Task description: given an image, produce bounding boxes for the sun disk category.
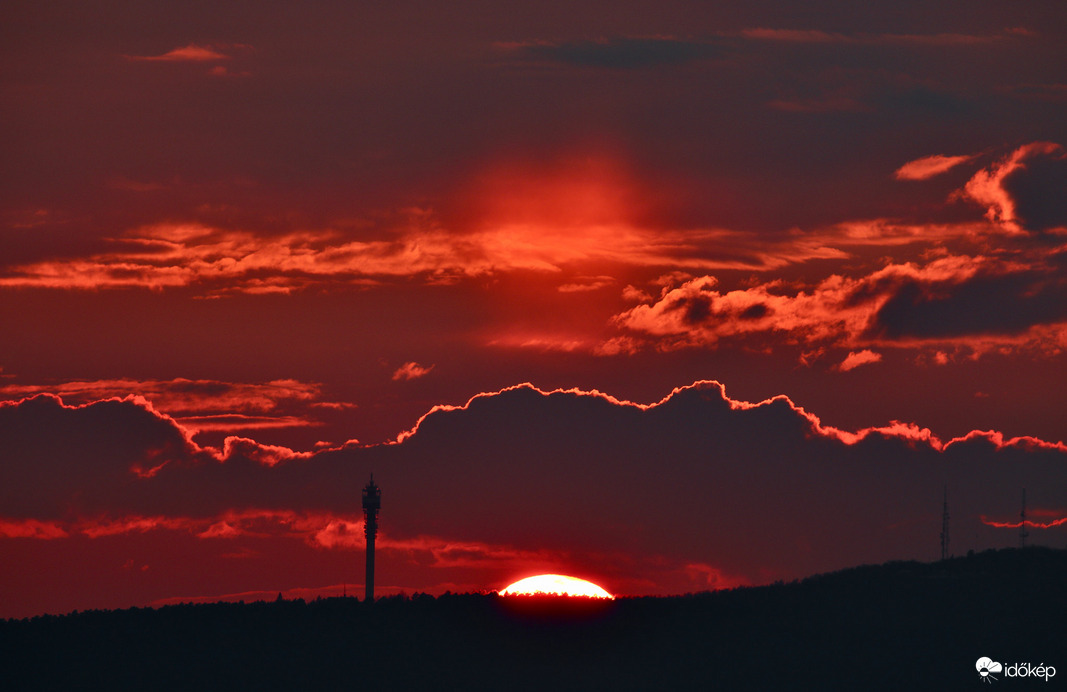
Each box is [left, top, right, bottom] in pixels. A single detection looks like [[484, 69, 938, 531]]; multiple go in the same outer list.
[[499, 574, 614, 599]]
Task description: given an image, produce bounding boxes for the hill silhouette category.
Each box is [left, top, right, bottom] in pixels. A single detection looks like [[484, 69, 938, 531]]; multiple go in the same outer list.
[[2, 548, 1063, 691]]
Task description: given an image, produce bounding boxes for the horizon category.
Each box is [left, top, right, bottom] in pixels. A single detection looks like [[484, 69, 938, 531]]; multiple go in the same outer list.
[[9, 545, 1063, 619]]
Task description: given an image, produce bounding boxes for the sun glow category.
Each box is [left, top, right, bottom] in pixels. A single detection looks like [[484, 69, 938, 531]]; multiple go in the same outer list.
[[499, 574, 614, 599]]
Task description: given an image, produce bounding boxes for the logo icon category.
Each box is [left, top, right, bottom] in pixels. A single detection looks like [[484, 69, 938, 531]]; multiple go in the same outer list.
[[977, 657, 1003, 683]]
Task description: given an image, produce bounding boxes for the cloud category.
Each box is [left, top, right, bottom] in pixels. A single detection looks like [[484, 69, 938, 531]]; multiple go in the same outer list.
[[740, 28, 1006, 46], [895, 153, 976, 180], [0, 394, 201, 519], [611, 252, 1067, 357], [0, 378, 324, 415], [392, 362, 435, 381], [741, 28, 841, 43], [498, 37, 722, 69], [487, 334, 594, 353], [1, 381, 1065, 618], [683, 562, 748, 590], [980, 515, 1067, 530], [174, 414, 322, 433], [13, 149, 1044, 298], [0, 518, 68, 539], [836, 349, 882, 372], [0, 217, 849, 292], [963, 142, 1067, 234], [125, 44, 231, 62], [557, 276, 615, 293]]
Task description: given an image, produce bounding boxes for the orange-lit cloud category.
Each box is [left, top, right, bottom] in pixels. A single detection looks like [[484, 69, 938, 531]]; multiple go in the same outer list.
[[218, 436, 313, 466], [125, 44, 232, 62], [487, 333, 594, 353], [895, 153, 976, 180], [392, 362, 435, 381], [0, 378, 324, 414], [13, 143, 1048, 296], [963, 141, 1067, 233], [3, 505, 570, 575], [0, 518, 68, 539], [175, 414, 321, 433], [0, 145, 873, 294], [557, 276, 615, 293], [980, 515, 1067, 529], [124, 43, 249, 63], [0, 221, 848, 291], [836, 349, 882, 371], [610, 251, 1067, 357]]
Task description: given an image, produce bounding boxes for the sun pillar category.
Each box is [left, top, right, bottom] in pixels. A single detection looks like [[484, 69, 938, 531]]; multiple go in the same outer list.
[[362, 474, 381, 602]]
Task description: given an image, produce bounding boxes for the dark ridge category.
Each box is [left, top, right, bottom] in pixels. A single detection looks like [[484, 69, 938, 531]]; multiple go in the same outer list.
[[2, 548, 1064, 691]]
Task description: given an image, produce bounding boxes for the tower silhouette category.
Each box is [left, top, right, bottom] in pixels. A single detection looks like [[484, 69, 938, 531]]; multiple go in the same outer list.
[[940, 485, 950, 560], [1019, 488, 1028, 549], [362, 475, 381, 602]]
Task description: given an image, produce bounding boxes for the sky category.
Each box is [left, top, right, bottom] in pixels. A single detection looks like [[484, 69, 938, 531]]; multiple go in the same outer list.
[[2, 1, 1066, 618]]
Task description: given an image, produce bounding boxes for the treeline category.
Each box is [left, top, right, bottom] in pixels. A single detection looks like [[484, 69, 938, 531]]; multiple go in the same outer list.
[[2, 548, 1064, 691]]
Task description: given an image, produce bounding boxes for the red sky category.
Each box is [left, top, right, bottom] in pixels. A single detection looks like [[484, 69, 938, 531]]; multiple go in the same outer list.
[[2, 1, 1066, 619]]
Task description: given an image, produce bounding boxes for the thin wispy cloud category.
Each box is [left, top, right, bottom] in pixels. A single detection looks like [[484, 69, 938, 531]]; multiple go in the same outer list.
[[125, 44, 232, 62]]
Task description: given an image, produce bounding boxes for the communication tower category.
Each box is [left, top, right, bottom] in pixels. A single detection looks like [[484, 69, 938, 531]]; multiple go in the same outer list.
[[1019, 488, 1029, 548], [940, 486, 950, 560], [362, 474, 381, 602]]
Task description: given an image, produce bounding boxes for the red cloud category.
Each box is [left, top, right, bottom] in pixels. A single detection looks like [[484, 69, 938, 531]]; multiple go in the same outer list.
[[125, 44, 231, 62], [963, 142, 1067, 233], [175, 414, 321, 433], [0, 220, 849, 292], [980, 515, 1067, 529], [0, 518, 68, 539], [610, 251, 1067, 357], [894, 153, 976, 180], [0, 378, 324, 415], [392, 362, 435, 381], [836, 349, 882, 372]]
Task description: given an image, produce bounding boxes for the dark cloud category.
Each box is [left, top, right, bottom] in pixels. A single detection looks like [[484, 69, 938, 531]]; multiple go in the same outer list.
[[1000, 148, 1067, 233], [964, 142, 1067, 235], [508, 37, 723, 69], [866, 267, 1067, 341], [615, 249, 1067, 356], [0, 395, 199, 518], [2, 384, 1063, 599]]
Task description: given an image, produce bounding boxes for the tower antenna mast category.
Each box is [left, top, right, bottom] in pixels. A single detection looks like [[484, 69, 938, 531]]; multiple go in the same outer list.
[[940, 485, 950, 560], [1019, 488, 1028, 549], [362, 474, 381, 602]]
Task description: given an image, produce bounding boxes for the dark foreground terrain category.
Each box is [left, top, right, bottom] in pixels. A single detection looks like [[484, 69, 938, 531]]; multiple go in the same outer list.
[[2, 548, 1064, 691]]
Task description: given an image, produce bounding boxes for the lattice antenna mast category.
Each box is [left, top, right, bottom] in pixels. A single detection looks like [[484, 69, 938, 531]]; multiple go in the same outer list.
[[940, 485, 950, 560], [1019, 487, 1028, 549], [362, 474, 381, 602]]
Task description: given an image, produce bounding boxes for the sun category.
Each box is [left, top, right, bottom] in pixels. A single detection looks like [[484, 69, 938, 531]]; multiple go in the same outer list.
[[499, 574, 614, 599]]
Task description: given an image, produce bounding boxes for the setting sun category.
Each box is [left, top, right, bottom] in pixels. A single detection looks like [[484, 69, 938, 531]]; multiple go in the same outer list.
[[499, 574, 614, 599]]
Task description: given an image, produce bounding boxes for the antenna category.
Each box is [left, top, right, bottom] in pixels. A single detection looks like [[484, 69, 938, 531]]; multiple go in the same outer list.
[[940, 485, 950, 560], [1019, 488, 1028, 548], [362, 474, 381, 602]]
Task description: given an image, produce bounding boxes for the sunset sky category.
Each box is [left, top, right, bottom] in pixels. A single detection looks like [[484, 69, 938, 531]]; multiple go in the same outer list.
[[3, 1, 1066, 619]]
